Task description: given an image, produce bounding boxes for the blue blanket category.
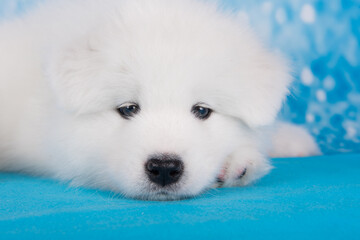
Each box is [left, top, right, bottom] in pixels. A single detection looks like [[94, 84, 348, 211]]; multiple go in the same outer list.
[[1, 154, 359, 239]]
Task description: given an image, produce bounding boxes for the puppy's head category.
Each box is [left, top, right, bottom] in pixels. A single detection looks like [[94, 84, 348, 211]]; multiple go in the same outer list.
[[45, 0, 290, 200]]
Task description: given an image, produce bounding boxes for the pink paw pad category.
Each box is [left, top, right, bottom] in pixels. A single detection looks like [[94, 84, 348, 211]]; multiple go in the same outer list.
[[216, 168, 227, 183], [236, 168, 247, 179]]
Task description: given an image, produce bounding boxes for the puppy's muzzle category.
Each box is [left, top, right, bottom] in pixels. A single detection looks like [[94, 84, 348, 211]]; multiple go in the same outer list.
[[145, 155, 184, 187]]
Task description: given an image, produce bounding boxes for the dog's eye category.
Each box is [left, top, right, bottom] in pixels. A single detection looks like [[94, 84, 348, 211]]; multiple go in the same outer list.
[[191, 104, 212, 120], [117, 103, 140, 119]]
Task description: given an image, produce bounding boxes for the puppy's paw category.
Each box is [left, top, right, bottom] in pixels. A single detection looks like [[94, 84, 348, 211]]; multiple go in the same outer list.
[[215, 150, 272, 187]]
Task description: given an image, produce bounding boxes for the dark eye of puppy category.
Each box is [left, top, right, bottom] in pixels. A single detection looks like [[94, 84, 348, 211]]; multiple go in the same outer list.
[[192, 104, 212, 120], [117, 103, 140, 119]]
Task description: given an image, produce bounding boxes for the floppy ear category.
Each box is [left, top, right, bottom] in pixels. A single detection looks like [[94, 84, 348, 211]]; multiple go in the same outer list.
[[210, 52, 291, 128], [45, 33, 118, 114], [235, 53, 291, 127]]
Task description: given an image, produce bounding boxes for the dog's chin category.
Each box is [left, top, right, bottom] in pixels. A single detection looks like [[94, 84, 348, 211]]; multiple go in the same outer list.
[[138, 192, 192, 201], [127, 184, 205, 201]]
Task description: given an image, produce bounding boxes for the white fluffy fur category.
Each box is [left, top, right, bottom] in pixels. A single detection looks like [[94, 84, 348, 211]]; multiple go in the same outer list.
[[0, 0, 319, 200], [268, 122, 321, 157]]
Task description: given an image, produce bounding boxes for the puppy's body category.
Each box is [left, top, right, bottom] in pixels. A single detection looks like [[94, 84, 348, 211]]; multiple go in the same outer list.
[[0, 0, 319, 200]]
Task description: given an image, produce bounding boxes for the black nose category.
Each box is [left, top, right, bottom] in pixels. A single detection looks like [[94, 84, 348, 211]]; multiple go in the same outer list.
[[145, 156, 184, 187]]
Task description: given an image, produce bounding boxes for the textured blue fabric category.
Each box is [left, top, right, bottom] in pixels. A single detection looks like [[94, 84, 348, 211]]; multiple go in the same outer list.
[[0, 0, 359, 154], [1, 154, 359, 239]]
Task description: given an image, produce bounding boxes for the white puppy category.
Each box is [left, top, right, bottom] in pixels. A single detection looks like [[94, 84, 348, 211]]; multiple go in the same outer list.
[[0, 0, 320, 200]]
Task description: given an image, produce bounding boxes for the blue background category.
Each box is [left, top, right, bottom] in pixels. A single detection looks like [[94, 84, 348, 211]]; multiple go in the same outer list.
[[1, 0, 359, 154]]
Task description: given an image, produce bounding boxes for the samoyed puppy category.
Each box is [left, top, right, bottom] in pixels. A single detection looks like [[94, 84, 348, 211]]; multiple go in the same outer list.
[[0, 0, 320, 200]]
